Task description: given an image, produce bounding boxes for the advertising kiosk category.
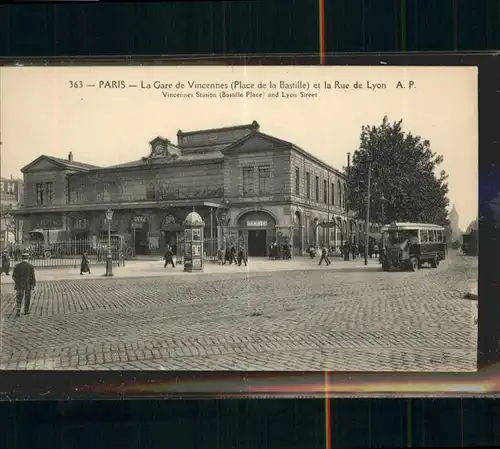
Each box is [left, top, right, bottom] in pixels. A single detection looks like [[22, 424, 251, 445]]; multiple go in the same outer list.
[[183, 211, 204, 273]]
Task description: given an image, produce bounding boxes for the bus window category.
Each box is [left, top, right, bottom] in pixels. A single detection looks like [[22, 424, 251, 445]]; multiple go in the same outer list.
[[437, 230, 443, 242], [421, 230, 428, 243], [428, 230, 435, 242]]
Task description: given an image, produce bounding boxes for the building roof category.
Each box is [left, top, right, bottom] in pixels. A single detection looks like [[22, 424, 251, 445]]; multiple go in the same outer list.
[[93, 152, 223, 172], [22, 122, 345, 177], [177, 121, 260, 137], [21, 155, 101, 173], [222, 131, 345, 178]]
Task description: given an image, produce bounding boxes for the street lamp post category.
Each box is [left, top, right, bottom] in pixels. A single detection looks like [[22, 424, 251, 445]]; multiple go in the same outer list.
[[364, 159, 372, 266], [105, 209, 114, 277]]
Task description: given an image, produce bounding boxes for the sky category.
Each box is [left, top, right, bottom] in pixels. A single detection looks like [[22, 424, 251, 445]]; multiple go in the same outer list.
[[0, 66, 478, 230]]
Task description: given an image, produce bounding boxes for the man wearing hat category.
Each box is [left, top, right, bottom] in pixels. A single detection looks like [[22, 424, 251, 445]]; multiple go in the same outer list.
[[12, 251, 36, 317]]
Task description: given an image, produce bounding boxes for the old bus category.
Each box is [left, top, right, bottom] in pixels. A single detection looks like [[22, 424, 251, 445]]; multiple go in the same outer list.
[[380, 222, 446, 272]]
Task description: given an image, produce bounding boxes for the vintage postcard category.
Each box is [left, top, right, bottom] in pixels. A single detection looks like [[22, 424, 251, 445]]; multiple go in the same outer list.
[[0, 65, 478, 371]]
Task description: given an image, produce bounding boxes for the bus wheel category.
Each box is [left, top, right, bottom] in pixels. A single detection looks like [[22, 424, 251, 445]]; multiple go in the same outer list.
[[44, 250, 52, 260], [430, 256, 438, 268], [410, 257, 419, 272]]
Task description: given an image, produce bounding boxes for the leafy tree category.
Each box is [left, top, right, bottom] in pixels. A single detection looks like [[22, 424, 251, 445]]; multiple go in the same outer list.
[[345, 116, 450, 226]]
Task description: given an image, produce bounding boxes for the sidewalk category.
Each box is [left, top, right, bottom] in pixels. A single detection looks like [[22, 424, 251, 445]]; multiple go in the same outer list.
[[0, 257, 380, 284]]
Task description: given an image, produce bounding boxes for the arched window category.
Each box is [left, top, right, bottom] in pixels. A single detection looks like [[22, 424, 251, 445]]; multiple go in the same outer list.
[[343, 183, 347, 210], [337, 180, 342, 207]]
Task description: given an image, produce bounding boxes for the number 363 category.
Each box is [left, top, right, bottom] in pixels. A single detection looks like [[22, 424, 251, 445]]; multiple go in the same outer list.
[[69, 81, 83, 88]]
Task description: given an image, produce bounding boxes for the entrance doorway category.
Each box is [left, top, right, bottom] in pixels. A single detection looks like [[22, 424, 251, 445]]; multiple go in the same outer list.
[[134, 230, 149, 255], [162, 231, 179, 255], [248, 230, 267, 257]]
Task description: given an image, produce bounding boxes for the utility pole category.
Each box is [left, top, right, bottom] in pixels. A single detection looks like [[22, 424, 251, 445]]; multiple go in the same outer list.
[[364, 159, 372, 266]]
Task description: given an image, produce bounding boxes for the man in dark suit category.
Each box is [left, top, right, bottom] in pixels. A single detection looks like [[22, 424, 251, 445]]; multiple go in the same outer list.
[[163, 245, 175, 268], [12, 251, 36, 317]]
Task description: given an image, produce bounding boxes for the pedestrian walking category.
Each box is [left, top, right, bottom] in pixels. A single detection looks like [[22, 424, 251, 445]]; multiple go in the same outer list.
[[318, 244, 331, 266], [223, 247, 231, 265], [217, 249, 225, 265], [237, 245, 248, 266], [283, 242, 291, 260], [268, 241, 276, 260], [229, 244, 237, 265], [350, 243, 357, 260], [80, 251, 91, 275], [307, 244, 316, 259], [373, 243, 379, 259], [163, 245, 175, 268], [12, 251, 36, 317], [1, 250, 11, 275]]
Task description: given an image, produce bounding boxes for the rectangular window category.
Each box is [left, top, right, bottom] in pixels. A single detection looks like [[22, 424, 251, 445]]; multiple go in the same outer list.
[[323, 180, 327, 203], [242, 167, 254, 195], [45, 182, 54, 204], [437, 230, 443, 242], [428, 230, 435, 242], [420, 230, 428, 243], [331, 183, 335, 205], [258, 166, 271, 194], [315, 176, 319, 201], [306, 172, 311, 199], [102, 182, 111, 202], [295, 167, 300, 195], [36, 183, 44, 205]]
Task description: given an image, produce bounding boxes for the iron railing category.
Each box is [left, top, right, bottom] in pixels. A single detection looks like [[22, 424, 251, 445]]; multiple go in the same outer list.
[[6, 238, 125, 268]]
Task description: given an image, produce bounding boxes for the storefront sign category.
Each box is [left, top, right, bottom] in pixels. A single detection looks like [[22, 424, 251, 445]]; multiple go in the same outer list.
[[247, 220, 267, 227]]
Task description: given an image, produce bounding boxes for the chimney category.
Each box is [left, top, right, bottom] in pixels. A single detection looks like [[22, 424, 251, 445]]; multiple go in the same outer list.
[[347, 152, 351, 168], [68, 151, 73, 162]]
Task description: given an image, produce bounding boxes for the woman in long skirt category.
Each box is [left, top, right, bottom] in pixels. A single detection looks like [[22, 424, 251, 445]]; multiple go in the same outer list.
[[80, 251, 91, 275]]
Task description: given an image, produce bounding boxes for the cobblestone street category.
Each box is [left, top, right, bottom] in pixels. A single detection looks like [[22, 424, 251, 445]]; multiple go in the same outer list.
[[0, 253, 478, 371]]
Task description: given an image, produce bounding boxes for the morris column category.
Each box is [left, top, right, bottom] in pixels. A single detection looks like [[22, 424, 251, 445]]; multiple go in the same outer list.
[[183, 211, 204, 273]]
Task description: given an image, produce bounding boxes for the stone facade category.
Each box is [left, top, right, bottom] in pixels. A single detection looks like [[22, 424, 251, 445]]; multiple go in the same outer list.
[[15, 121, 368, 256]]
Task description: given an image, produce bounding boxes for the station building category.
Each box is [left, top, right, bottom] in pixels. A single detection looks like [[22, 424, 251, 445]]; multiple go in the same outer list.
[[13, 121, 370, 257]]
